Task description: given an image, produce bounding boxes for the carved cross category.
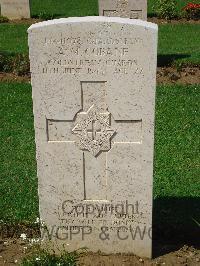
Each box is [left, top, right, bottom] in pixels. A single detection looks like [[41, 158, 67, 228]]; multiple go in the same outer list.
[[47, 82, 141, 200]]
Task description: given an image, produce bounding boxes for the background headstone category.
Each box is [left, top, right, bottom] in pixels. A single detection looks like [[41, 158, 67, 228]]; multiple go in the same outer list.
[[0, 0, 30, 19], [99, 0, 147, 20], [28, 17, 157, 258]]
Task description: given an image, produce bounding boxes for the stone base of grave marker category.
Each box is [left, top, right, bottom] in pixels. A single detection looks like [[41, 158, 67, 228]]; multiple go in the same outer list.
[[99, 0, 147, 20], [1, 0, 30, 19]]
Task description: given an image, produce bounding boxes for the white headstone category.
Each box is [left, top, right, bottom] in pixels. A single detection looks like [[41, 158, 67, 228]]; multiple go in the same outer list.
[[0, 0, 30, 19], [28, 17, 157, 259], [99, 0, 147, 20]]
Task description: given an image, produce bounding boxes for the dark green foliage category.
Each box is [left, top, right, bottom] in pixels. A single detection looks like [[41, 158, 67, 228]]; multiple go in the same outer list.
[[21, 248, 78, 266], [0, 52, 29, 75], [148, 0, 200, 17], [154, 0, 178, 19], [182, 3, 200, 20], [0, 15, 9, 23]]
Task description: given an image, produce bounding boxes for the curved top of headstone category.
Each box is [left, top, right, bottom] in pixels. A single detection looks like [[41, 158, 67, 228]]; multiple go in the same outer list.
[[28, 16, 157, 32]]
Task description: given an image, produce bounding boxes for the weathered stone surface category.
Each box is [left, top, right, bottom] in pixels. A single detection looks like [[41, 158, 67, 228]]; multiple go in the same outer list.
[[99, 0, 147, 20], [28, 17, 157, 258], [0, 0, 30, 19]]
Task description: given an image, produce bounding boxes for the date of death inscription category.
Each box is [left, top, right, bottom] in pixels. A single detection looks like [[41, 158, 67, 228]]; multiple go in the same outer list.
[[35, 37, 145, 76]]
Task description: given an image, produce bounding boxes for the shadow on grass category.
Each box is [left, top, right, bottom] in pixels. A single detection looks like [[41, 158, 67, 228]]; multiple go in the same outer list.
[[31, 13, 63, 19], [157, 54, 191, 67], [152, 197, 200, 257], [148, 13, 157, 18]]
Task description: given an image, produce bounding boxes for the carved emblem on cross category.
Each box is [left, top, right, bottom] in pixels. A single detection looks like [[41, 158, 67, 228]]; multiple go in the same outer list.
[[72, 105, 115, 157]]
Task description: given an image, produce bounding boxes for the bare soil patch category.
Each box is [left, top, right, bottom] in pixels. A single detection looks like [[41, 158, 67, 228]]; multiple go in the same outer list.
[[157, 66, 200, 85], [8, 18, 42, 25], [0, 238, 200, 266], [0, 73, 30, 83], [148, 17, 200, 25], [78, 246, 200, 266], [0, 238, 27, 265]]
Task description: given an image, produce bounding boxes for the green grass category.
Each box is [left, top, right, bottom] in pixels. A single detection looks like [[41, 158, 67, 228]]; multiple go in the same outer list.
[[0, 83, 38, 223], [154, 84, 200, 241], [30, 0, 98, 18], [158, 24, 200, 66], [29, 0, 200, 17], [0, 24, 28, 54], [0, 83, 199, 225], [154, 85, 200, 198], [0, 23, 200, 66]]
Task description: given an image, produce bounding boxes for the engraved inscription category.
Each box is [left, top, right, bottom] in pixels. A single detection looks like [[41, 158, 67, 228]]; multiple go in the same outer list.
[[103, 10, 118, 17], [103, 0, 129, 17], [130, 10, 143, 19], [104, 10, 143, 19], [35, 36, 144, 76]]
